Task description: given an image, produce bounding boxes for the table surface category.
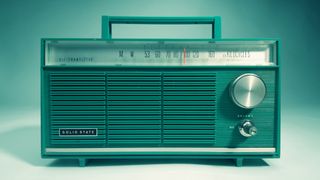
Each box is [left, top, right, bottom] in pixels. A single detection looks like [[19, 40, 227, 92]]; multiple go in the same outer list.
[[0, 106, 319, 180]]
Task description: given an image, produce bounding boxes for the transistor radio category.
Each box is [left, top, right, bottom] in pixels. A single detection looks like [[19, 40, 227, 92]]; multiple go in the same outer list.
[[41, 16, 280, 166]]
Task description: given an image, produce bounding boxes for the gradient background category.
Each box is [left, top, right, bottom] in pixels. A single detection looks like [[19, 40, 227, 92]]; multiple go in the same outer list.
[[0, 0, 319, 179]]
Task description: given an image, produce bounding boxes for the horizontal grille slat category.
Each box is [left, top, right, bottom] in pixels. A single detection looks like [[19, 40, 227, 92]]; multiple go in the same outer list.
[[108, 87, 161, 91], [51, 81, 106, 86], [50, 77, 106, 81], [162, 120, 215, 124], [108, 130, 161, 134], [108, 125, 161, 129], [50, 101, 106, 106], [51, 116, 106, 120], [51, 111, 106, 115], [164, 130, 214, 134], [51, 86, 106, 91], [51, 121, 105, 125], [108, 101, 160, 105], [50, 91, 106, 96], [164, 125, 215, 129], [108, 121, 160, 125], [51, 96, 105, 101], [51, 106, 106, 110]]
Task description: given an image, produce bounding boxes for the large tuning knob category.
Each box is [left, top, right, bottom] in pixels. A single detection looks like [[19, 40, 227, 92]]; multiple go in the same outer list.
[[229, 73, 266, 109]]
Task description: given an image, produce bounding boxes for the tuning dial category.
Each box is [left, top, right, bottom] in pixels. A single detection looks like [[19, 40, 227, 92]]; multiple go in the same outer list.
[[229, 73, 266, 109], [238, 120, 257, 137]]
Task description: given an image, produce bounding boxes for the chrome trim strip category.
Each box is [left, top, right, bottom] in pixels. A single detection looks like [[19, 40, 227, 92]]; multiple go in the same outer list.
[[46, 147, 275, 153]]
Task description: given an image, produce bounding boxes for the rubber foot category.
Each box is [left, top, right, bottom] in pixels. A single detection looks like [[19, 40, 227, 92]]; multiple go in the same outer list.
[[235, 158, 244, 167], [79, 158, 87, 167]]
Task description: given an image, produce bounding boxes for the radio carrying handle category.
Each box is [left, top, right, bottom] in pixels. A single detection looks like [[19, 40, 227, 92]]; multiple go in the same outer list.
[[101, 16, 221, 39]]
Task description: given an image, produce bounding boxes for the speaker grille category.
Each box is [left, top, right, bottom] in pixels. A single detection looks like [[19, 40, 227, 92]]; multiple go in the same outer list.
[[107, 73, 162, 146], [48, 72, 216, 147], [49, 72, 106, 145], [162, 73, 216, 146]]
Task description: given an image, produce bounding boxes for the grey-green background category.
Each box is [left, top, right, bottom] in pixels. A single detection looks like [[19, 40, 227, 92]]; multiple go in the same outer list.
[[0, 0, 319, 109]]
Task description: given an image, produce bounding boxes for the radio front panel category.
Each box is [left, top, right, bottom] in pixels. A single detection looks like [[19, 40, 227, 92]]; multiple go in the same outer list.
[[43, 69, 276, 147]]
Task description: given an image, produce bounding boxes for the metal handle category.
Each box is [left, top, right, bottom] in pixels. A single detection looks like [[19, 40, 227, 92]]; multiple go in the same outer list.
[[101, 16, 221, 39]]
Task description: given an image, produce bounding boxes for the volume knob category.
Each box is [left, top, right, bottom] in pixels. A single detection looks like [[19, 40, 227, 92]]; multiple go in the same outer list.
[[229, 73, 266, 109], [239, 120, 257, 137]]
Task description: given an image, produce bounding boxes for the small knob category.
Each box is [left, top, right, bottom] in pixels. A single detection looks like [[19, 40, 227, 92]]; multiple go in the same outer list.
[[238, 120, 257, 137], [229, 73, 266, 109]]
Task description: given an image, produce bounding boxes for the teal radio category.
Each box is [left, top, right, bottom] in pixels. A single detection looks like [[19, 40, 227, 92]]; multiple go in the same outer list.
[[41, 16, 280, 166]]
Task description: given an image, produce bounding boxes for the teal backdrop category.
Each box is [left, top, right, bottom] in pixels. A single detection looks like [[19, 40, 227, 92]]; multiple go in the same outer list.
[[0, 0, 319, 109], [1, 0, 320, 178]]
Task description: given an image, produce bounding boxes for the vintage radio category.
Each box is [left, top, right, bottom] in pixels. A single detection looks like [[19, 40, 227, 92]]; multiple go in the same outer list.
[[41, 16, 280, 166]]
